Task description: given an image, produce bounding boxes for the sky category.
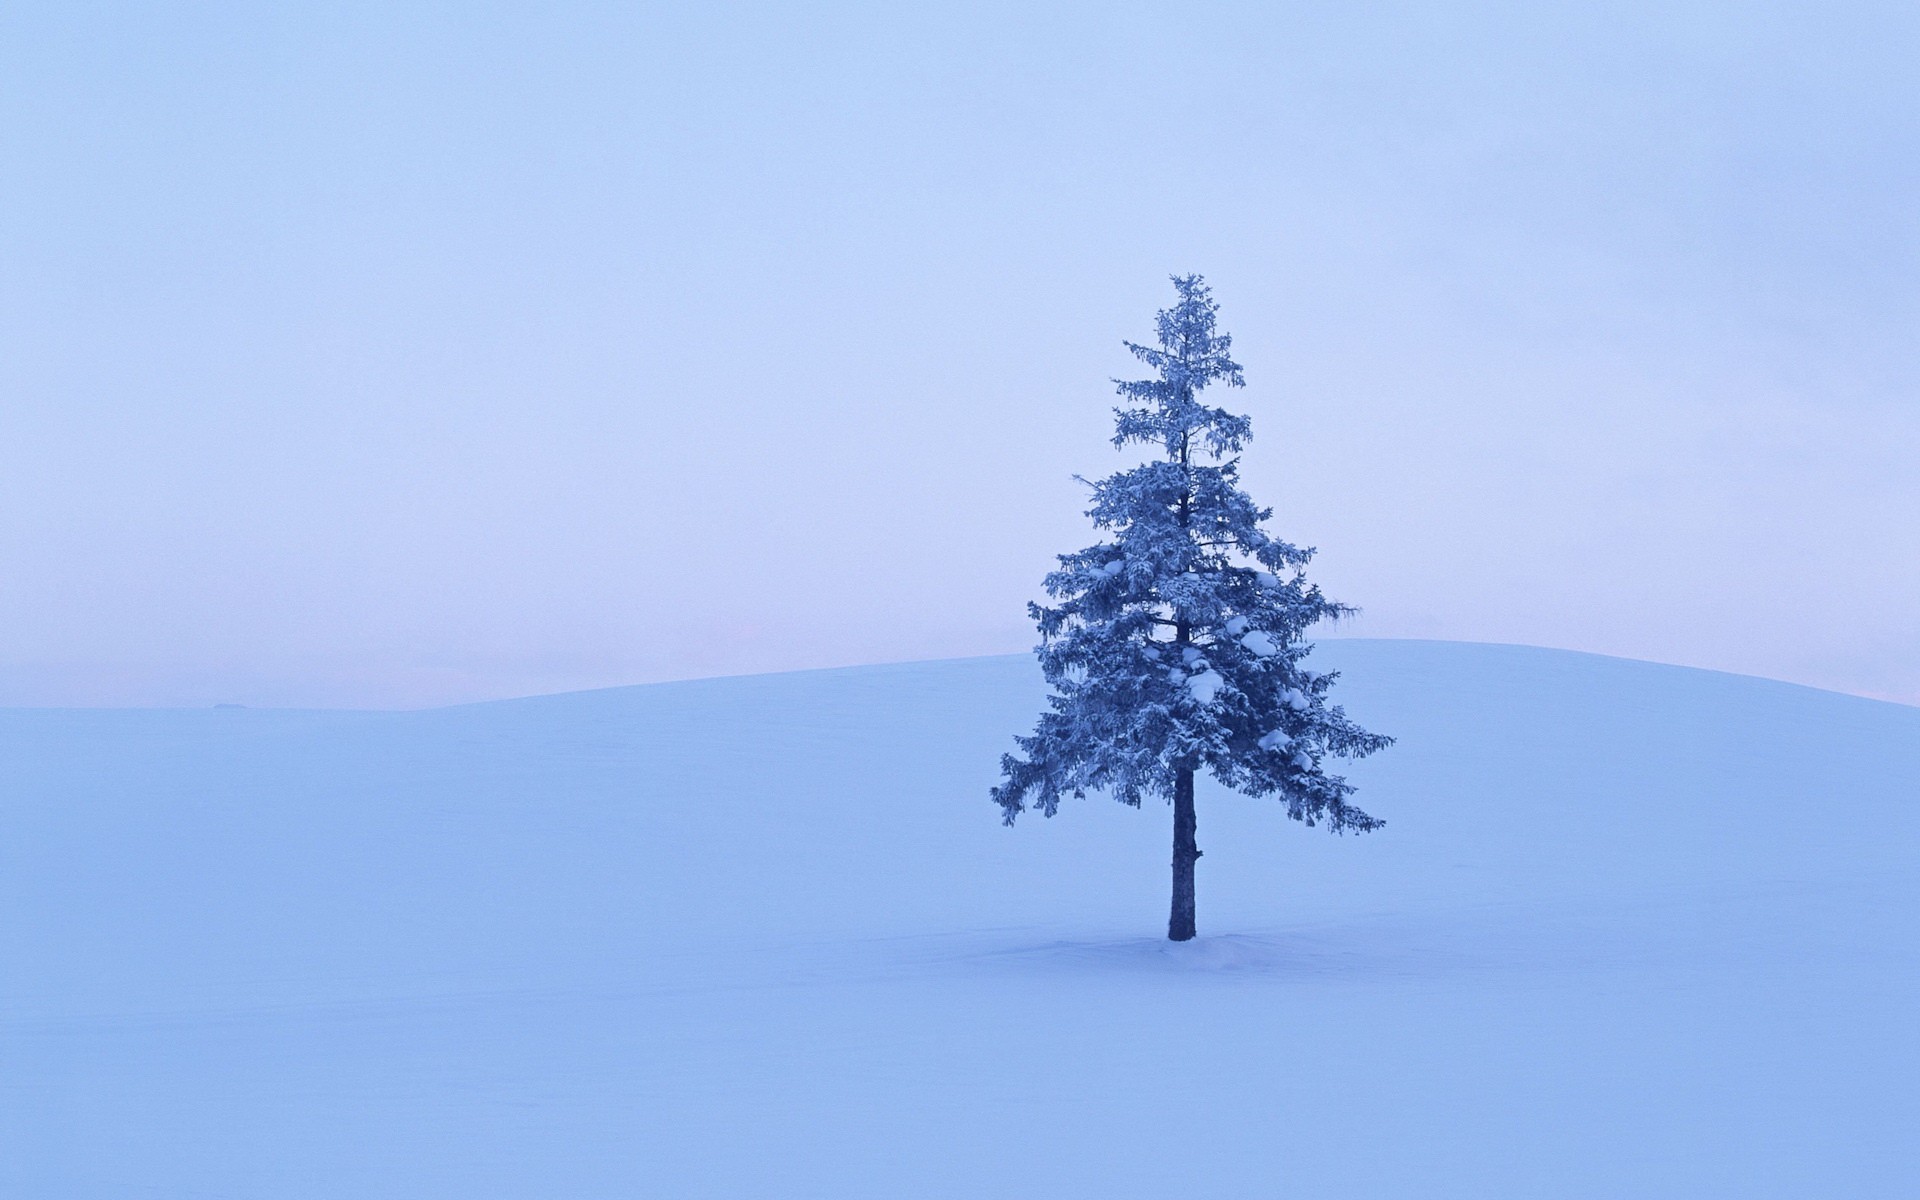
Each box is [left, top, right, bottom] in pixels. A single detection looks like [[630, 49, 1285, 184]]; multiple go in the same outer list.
[[2, 0, 1915, 709]]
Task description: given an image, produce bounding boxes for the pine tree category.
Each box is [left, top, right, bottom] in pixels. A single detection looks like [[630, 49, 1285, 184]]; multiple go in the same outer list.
[[993, 275, 1392, 941]]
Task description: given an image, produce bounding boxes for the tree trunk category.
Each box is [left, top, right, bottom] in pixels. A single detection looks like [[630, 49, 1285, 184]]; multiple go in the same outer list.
[[1168, 768, 1199, 941]]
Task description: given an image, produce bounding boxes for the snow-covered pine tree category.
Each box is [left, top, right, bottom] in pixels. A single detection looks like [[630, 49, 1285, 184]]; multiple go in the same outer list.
[[993, 274, 1392, 941]]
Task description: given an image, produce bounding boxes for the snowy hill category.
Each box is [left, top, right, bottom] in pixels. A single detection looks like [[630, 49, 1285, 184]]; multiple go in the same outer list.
[[4, 640, 1915, 1197]]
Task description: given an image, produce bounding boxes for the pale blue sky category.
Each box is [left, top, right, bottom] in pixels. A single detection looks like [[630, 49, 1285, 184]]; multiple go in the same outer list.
[[3, 1, 1915, 707]]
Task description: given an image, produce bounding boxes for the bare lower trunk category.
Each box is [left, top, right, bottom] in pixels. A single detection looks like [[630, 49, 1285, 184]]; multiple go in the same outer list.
[[1168, 768, 1198, 941]]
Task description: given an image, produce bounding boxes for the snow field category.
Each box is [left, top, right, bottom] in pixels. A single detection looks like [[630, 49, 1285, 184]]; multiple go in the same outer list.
[[3, 640, 1915, 1197]]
